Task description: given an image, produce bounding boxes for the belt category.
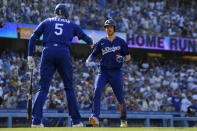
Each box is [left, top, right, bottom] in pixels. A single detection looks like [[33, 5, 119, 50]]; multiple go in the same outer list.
[[100, 66, 120, 70], [44, 43, 68, 48]]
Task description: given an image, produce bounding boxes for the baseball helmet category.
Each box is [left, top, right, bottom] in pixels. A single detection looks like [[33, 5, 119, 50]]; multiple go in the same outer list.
[[104, 19, 116, 28], [55, 4, 69, 18]]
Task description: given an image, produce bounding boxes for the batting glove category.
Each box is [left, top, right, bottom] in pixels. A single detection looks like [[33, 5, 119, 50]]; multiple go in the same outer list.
[[116, 55, 126, 63], [27, 56, 35, 70]]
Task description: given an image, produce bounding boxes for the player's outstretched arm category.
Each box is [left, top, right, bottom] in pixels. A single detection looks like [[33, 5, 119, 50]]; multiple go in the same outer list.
[[86, 42, 100, 66], [73, 24, 93, 46], [28, 20, 45, 57]]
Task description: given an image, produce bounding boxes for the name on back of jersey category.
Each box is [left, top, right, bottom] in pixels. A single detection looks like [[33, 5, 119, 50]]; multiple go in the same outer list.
[[49, 17, 70, 24]]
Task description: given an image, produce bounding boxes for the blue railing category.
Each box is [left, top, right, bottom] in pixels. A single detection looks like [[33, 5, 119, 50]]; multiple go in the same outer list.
[[0, 109, 197, 128]]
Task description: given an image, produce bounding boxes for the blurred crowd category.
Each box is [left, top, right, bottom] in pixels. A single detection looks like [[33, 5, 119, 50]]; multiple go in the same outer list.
[[1, 0, 197, 37], [1, 51, 197, 115]]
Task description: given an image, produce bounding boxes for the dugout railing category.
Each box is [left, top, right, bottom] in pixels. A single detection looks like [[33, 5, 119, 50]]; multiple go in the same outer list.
[[0, 110, 197, 128]]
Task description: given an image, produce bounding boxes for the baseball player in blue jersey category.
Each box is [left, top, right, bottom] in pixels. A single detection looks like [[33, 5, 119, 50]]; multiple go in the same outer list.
[[27, 4, 93, 127], [86, 19, 131, 127]]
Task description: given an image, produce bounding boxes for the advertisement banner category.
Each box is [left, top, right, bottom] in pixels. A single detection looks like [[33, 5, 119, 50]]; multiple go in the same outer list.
[[18, 27, 35, 39], [128, 34, 197, 52]]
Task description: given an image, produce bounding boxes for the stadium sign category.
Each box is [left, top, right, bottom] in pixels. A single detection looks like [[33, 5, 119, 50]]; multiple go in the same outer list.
[[18, 27, 35, 39], [128, 34, 196, 52]]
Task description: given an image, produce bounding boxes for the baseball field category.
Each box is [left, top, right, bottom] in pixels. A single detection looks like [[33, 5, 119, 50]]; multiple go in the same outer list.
[[1, 127, 197, 131]]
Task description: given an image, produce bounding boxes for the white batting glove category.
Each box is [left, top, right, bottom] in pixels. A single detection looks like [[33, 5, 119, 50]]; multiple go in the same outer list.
[[27, 56, 35, 70]]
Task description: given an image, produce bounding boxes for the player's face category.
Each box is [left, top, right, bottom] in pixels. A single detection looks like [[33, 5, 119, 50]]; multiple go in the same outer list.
[[105, 25, 115, 36]]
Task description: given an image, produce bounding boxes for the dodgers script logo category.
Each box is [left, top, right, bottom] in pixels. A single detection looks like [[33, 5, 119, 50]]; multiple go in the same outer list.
[[102, 46, 121, 55]]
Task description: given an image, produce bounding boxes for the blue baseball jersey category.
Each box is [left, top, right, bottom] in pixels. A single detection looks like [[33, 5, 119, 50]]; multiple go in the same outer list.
[[28, 16, 92, 56], [29, 16, 92, 125], [91, 36, 129, 68]]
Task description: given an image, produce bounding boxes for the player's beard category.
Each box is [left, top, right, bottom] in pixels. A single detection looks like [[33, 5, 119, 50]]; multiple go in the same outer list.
[[107, 30, 114, 36]]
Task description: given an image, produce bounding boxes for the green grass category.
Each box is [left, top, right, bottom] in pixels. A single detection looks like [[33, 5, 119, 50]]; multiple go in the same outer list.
[[1, 127, 197, 131]]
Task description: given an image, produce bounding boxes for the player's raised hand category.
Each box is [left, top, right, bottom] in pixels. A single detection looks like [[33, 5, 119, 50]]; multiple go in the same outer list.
[[90, 44, 94, 49], [27, 56, 35, 69]]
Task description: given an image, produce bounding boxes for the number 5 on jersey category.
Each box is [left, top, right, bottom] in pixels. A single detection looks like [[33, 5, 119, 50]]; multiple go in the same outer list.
[[55, 23, 63, 35]]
